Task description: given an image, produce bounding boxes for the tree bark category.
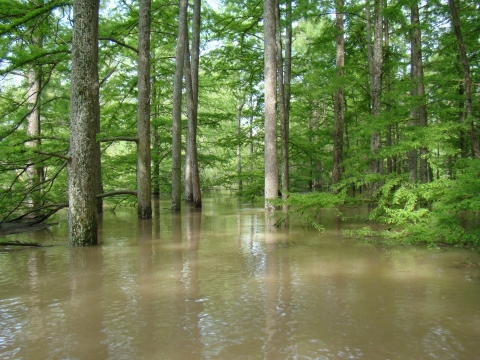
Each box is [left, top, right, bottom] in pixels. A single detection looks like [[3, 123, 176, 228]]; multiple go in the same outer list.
[[332, 0, 345, 185], [68, 0, 100, 246], [264, 0, 278, 210], [172, 0, 188, 211]]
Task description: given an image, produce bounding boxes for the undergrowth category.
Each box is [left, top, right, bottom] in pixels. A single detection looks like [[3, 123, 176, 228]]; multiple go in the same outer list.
[[282, 158, 480, 247]]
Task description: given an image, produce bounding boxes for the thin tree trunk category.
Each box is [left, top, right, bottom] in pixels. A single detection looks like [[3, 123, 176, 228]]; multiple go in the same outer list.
[[369, 0, 383, 184], [282, 0, 292, 199], [365, 0, 374, 106], [448, 0, 478, 157], [151, 49, 160, 197], [93, 3, 103, 214], [185, 0, 202, 208], [264, 0, 278, 210], [237, 102, 244, 193], [409, 5, 418, 183], [411, 1, 428, 183], [275, 0, 288, 199], [172, 0, 188, 211], [26, 66, 44, 207], [137, 0, 152, 219], [332, 0, 345, 185], [68, 0, 100, 246], [26, 15, 44, 208], [384, 17, 393, 175], [184, 41, 193, 203]]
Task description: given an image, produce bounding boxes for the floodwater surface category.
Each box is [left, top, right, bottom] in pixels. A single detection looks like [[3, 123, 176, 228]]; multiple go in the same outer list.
[[1, 195, 480, 359]]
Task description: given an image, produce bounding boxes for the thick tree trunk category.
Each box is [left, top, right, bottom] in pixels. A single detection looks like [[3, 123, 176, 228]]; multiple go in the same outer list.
[[172, 0, 188, 211], [448, 0, 478, 158], [137, 0, 152, 219], [332, 0, 345, 185], [264, 0, 278, 210], [68, 0, 100, 246]]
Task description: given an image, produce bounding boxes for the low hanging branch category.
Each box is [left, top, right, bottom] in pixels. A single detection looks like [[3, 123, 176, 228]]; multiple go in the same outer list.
[[2, 190, 138, 227]]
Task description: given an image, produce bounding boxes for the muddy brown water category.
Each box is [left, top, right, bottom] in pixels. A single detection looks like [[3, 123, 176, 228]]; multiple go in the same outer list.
[[1, 195, 480, 359]]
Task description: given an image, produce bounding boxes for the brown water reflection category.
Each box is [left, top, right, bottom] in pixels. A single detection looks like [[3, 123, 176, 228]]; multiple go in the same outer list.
[[1, 195, 480, 359]]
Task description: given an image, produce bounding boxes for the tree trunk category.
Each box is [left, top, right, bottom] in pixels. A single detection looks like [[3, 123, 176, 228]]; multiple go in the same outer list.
[[275, 0, 289, 200], [172, 0, 188, 211], [68, 0, 100, 246], [237, 102, 244, 193], [263, 0, 278, 210], [332, 0, 345, 185], [411, 1, 428, 183], [93, 3, 103, 214], [284, 0, 292, 196], [184, 42, 194, 203], [26, 65, 44, 207], [151, 49, 160, 198], [409, 7, 418, 184], [448, 0, 478, 158], [25, 13, 44, 208], [184, 0, 202, 208], [137, 0, 152, 219], [384, 17, 393, 175], [369, 0, 383, 184]]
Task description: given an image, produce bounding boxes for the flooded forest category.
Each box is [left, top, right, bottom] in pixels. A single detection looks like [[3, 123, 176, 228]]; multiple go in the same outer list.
[[1, 0, 480, 358]]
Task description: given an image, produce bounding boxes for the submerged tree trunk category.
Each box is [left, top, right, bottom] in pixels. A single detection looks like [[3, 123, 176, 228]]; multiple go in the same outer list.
[[136, 0, 152, 219], [264, 0, 278, 210], [172, 0, 188, 211], [332, 0, 345, 185], [68, 0, 100, 246]]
